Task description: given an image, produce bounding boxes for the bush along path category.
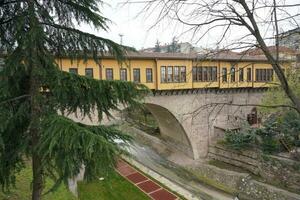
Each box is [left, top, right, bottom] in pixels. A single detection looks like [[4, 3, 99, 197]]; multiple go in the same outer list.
[[116, 160, 179, 200]]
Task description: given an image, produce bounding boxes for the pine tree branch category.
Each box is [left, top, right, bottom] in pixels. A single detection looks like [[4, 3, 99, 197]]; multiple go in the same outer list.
[[49, 71, 149, 121], [0, 95, 30, 106], [39, 114, 130, 182]]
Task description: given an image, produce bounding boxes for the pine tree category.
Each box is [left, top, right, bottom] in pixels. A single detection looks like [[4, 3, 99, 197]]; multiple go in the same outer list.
[[170, 37, 179, 53], [154, 40, 161, 52], [0, 1, 148, 200]]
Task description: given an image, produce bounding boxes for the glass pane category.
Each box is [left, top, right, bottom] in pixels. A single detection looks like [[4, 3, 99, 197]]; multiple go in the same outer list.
[[180, 66, 186, 82], [146, 68, 152, 82], [197, 67, 202, 81], [230, 67, 235, 82], [85, 68, 93, 78], [222, 68, 227, 82], [211, 67, 217, 81], [133, 69, 140, 82], [106, 69, 113, 80], [239, 68, 244, 82], [69, 68, 78, 74], [192, 67, 197, 81], [167, 66, 173, 82], [174, 66, 179, 82], [161, 66, 166, 83], [120, 69, 127, 81]]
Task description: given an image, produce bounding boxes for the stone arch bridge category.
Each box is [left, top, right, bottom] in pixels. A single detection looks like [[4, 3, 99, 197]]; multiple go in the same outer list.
[[71, 88, 266, 160], [142, 88, 265, 159]]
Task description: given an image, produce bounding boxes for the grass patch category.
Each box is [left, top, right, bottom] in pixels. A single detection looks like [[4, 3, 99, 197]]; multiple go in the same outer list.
[[78, 172, 150, 200], [0, 165, 151, 200], [0, 165, 76, 200]]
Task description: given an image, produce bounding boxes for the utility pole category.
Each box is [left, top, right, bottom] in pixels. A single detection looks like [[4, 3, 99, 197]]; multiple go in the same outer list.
[[119, 34, 124, 45]]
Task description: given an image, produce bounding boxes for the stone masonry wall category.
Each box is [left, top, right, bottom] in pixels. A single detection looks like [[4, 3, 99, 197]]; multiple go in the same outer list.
[[208, 144, 300, 193], [147, 88, 265, 159]]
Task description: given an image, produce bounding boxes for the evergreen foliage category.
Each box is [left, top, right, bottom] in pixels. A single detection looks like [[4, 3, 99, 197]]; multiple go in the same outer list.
[[224, 112, 300, 153], [154, 40, 161, 52], [0, 1, 148, 199], [224, 125, 256, 150]]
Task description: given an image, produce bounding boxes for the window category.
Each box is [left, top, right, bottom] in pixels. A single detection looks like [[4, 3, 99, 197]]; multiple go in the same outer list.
[[133, 68, 140, 82], [161, 66, 186, 83], [174, 66, 180, 82], [203, 67, 207, 81], [266, 69, 273, 81], [192, 67, 197, 81], [0, 59, 4, 72], [167, 66, 173, 82], [69, 68, 78, 74], [239, 68, 244, 82], [197, 67, 203, 81], [255, 69, 273, 82], [106, 68, 113, 80], [120, 68, 127, 81], [85, 68, 93, 78], [161, 66, 166, 83], [146, 68, 153, 83], [230, 66, 236, 82], [247, 68, 252, 82], [222, 68, 227, 82], [212, 67, 217, 81], [207, 67, 212, 81], [180, 66, 186, 82], [193, 66, 217, 82]]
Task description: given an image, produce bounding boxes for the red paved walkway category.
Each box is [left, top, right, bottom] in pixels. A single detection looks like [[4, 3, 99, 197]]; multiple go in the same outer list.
[[116, 160, 179, 200]]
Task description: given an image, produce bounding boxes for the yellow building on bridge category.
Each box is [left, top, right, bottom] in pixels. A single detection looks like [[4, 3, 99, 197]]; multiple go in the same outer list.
[[58, 51, 289, 90]]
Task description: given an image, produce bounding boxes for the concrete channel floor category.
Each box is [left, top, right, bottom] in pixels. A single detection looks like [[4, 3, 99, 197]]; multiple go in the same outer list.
[[121, 126, 234, 200], [116, 159, 179, 200]]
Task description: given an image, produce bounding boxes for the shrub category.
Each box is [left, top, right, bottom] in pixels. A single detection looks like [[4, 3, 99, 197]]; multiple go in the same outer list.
[[224, 128, 256, 150]]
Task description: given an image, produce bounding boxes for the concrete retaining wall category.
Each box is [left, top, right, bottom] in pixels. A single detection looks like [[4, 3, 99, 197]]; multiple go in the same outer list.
[[186, 163, 300, 200], [208, 144, 300, 193]]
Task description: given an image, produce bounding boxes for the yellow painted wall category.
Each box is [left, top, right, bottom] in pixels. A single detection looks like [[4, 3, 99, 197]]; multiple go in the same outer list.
[[57, 58, 101, 79], [219, 62, 239, 89], [129, 60, 156, 89], [101, 59, 127, 81], [237, 62, 254, 88], [57, 57, 285, 91]]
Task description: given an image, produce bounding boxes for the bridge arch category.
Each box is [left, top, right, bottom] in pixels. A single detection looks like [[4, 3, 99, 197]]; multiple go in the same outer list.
[[144, 103, 195, 159]]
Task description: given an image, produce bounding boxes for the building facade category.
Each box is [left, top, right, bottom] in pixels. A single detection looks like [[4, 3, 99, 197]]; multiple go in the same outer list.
[[278, 28, 300, 51], [57, 52, 290, 91]]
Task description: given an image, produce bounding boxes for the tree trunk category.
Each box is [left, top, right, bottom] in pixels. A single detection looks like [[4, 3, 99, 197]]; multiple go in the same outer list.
[[27, 0, 44, 199], [30, 74, 43, 200], [32, 147, 43, 200], [240, 0, 300, 114]]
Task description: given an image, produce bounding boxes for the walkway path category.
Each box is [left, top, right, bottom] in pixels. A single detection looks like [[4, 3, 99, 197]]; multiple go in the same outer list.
[[116, 159, 179, 200]]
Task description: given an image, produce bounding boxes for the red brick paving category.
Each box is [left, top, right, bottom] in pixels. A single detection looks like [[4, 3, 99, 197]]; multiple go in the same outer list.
[[126, 172, 148, 184], [116, 160, 178, 200], [137, 180, 160, 193], [150, 189, 177, 200], [118, 165, 136, 176]]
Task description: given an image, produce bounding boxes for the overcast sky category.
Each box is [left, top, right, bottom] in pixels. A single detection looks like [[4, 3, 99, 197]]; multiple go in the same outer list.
[[79, 0, 300, 51], [80, 0, 175, 50]]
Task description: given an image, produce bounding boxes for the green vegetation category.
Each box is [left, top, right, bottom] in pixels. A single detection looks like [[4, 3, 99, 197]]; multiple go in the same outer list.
[[261, 69, 300, 115], [224, 111, 300, 156], [78, 172, 150, 200], [0, 164, 150, 200], [224, 126, 256, 150], [0, 165, 75, 200], [122, 106, 159, 136], [0, 1, 148, 199]]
